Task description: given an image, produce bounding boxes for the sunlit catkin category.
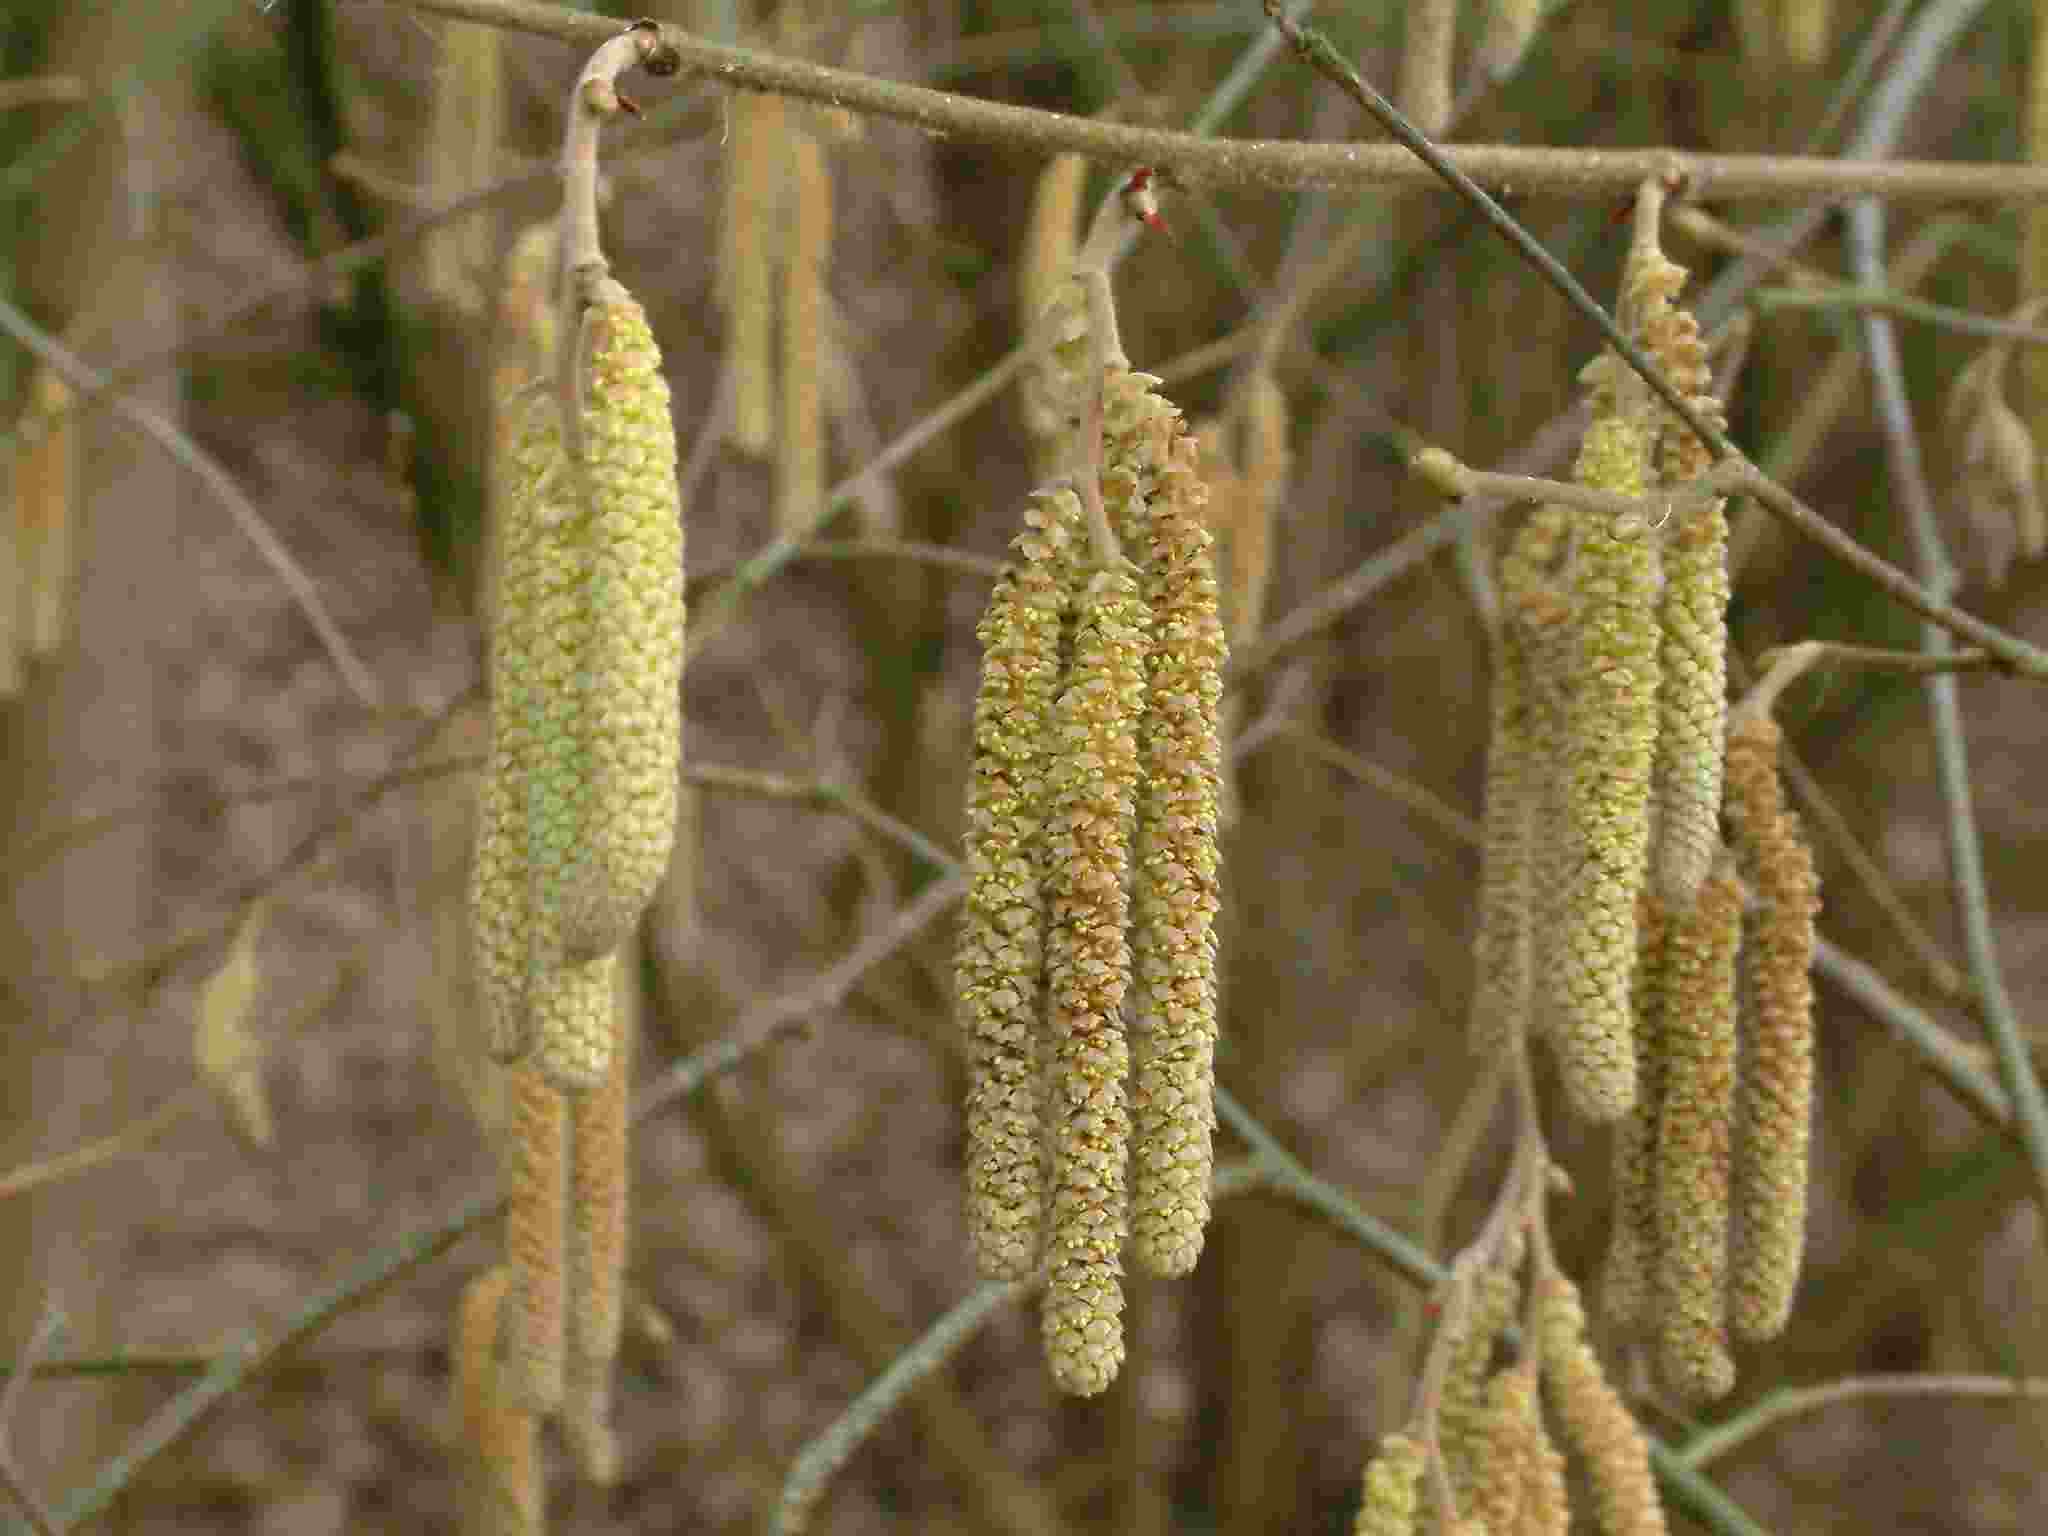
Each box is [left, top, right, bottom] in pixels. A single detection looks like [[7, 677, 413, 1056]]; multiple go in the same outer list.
[[504, 1064, 567, 1413], [563, 973, 631, 1484], [1725, 713, 1819, 1342], [1653, 860, 1742, 1403], [1351, 1431, 1426, 1536], [1557, 371, 1659, 1121], [1473, 1361, 1569, 1536], [1601, 892, 1668, 1332], [454, 1266, 543, 1536], [961, 484, 1083, 1280], [1107, 375, 1226, 1280], [1540, 1272, 1668, 1536], [560, 282, 684, 968], [1041, 560, 1150, 1395], [1631, 234, 1730, 910]]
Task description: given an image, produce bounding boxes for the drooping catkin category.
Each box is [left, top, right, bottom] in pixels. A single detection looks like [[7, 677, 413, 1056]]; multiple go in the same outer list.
[[453, 1266, 543, 1536], [1106, 375, 1226, 1280], [1471, 617, 1536, 1057], [1601, 891, 1668, 1331], [1630, 231, 1730, 910], [1653, 860, 1742, 1403], [1556, 371, 1659, 1122], [1231, 370, 1287, 645], [17, 363, 76, 661], [560, 282, 684, 968], [960, 483, 1083, 1280], [1351, 1431, 1427, 1536], [1725, 713, 1819, 1342], [1438, 1237, 1524, 1507], [563, 968, 631, 1485], [1539, 1271, 1668, 1536], [504, 1063, 567, 1413], [720, 89, 785, 457], [1041, 559, 1150, 1396], [775, 122, 831, 538], [1472, 1361, 1570, 1536]]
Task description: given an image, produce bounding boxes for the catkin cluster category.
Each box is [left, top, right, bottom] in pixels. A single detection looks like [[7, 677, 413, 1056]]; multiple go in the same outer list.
[[1470, 188, 1821, 1402], [958, 369, 1226, 1396], [1357, 1252, 1669, 1536], [466, 253, 679, 1500]]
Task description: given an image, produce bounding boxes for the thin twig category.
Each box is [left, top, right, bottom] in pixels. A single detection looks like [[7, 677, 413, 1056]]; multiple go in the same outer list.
[[0, 296, 383, 711], [1812, 936, 2010, 1129], [386, 0, 2048, 204], [1755, 640, 1998, 677], [1681, 1373, 2048, 1469], [0, 77, 85, 111], [688, 539, 1006, 589], [1276, 722, 1482, 847], [0, 1302, 65, 1536]]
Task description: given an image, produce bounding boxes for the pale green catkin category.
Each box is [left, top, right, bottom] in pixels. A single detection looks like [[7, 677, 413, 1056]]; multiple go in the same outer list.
[[1439, 1237, 1525, 1508], [1471, 615, 1536, 1056], [1653, 861, 1742, 1403], [1351, 1431, 1427, 1536], [1557, 381, 1659, 1122], [1725, 714, 1820, 1342], [1602, 891, 1669, 1332], [1042, 561, 1150, 1396], [561, 282, 685, 966], [960, 484, 1084, 1280], [1105, 373, 1226, 1280]]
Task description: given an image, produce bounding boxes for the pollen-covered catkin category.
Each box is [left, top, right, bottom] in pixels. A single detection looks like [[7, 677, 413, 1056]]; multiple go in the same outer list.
[[1107, 377, 1226, 1280], [1602, 891, 1668, 1331], [1557, 384, 1659, 1121], [1725, 713, 1819, 1342], [504, 1064, 567, 1413], [561, 281, 684, 967], [1471, 617, 1536, 1056], [960, 484, 1083, 1280], [1540, 1271, 1668, 1536], [453, 1266, 543, 1536], [1351, 1431, 1427, 1536], [473, 387, 586, 1065], [1473, 1361, 1569, 1536], [1041, 560, 1150, 1396], [1653, 860, 1742, 1403], [1438, 1238, 1524, 1506]]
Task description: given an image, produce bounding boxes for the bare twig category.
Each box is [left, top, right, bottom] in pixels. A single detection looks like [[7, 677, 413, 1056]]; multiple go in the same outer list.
[[1681, 1373, 2048, 1468], [385, 0, 2048, 205], [0, 296, 383, 711], [0, 1302, 65, 1536], [0, 77, 85, 111]]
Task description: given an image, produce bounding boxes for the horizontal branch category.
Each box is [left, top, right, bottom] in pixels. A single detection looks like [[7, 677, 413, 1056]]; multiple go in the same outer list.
[[389, 0, 2048, 204]]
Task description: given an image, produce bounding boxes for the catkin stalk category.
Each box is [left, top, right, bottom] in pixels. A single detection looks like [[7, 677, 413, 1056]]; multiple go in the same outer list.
[[1042, 561, 1150, 1396]]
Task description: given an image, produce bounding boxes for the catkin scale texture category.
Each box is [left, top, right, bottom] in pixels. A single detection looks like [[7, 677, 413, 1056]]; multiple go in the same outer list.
[[960, 485, 1082, 1280], [564, 977, 631, 1484], [504, 1064, 567, 1413], [1602, 893, 1669, 1331], [1352, 1432, 1427, 1536], [1726, 715, 1819, 1342], [1540, 1273, 1668, 1536], [1653, 863, 1742, 1403], [454, 1266, 543, 1536], [1105, 374, 1226, 1280], [561, 286, 685, 967], [1042, 563, 1150, 1396], [1557, 409, 1659, 1121]]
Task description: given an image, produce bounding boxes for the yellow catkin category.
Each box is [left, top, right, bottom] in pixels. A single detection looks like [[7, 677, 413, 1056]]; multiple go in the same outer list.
[[960, 484, 1084, 1280], [1472, 1361, 1570, 1536], [1105, 374, 1226, 1280], [563, 971, 631, 1486], [453, 1266, 543, 1536], [1601, 892, 1668, 1332], [1439, 1238, 1524, 1508], [720, 89, 785, 457], [531, 951, 617, 1101], [1557, 387, 1659, 1122], [1725, 714, 1819, 1342], [17, 363, 76, 661], [560, 284, 685, 969], [1653, 861, 1742, 1403], [1471, 617, 1535, 1056], [420, 19, 502, 316], [1539, 1272, 1668, 1536], [1041, 560, 1150, 1396], [504, 1064, 567, 1414], [1630, 239, 1730, 911], [1352, 1431, 1427, 1536], [1020, 153, 1089, 468], [775, 124, 831, 538], [472, 387, 583, 1065]]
